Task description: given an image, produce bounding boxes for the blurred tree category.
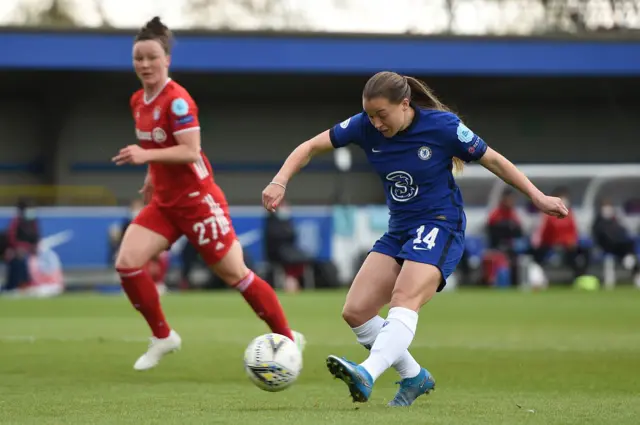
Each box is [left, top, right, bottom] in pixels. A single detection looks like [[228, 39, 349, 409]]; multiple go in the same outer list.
[[14, 0, 78, 27], [11, 0, 113, 28], [184, 0, 308, 30], [495, 0, 640, 33]]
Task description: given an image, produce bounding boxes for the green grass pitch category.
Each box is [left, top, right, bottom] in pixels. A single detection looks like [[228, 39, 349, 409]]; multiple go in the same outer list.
[[0, 288, 639, 425]]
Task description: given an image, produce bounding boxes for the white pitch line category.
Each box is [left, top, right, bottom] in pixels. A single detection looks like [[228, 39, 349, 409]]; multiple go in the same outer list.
[[0, 335, 148, 343], [0, 335, 637, 353]]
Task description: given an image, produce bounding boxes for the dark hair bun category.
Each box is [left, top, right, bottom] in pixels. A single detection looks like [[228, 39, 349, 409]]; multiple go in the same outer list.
[[135, 16, 173, 53], [145, 16, 168, 35]]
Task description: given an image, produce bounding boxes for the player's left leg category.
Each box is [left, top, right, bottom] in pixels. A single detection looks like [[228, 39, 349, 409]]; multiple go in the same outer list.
[[362, 224, 462, 406], [176, 196, 302, 351]]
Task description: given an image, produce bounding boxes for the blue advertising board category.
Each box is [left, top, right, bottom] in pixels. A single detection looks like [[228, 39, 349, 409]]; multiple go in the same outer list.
[[0, 206, 332, 269], [1, 30, 639, 75]]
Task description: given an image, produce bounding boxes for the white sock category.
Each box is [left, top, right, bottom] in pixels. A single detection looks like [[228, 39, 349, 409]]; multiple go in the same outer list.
[[360, 307, 418, 381], [351, 316, 385, 349], [352, 315, 421, 379]]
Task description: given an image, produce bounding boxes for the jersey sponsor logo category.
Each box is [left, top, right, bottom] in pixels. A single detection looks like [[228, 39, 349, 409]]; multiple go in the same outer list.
[[386, 170, 419, 202], [457, 122, 475, 143], [153, 107, 162, 120], [152, 127, 167, 143], [135, 128, 152, 141], [175, 115, 195, 126], [171, 98, 190, 116], [371, 148, 382, 153], [339, 117, 351, 129], [417, 146, 432, 160]]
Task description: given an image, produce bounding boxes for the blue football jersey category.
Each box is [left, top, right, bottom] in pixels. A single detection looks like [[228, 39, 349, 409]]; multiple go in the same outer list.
[[329, 108, 488, 233]]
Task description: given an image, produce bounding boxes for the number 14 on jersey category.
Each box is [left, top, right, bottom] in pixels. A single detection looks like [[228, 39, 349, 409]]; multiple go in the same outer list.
[[413, 225, 439, 250]]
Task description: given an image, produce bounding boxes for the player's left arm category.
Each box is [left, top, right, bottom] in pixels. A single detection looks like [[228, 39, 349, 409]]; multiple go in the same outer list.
[[445, 114, 567, 218], [479, 148, 543, 203], [479, 148, 567, 218]]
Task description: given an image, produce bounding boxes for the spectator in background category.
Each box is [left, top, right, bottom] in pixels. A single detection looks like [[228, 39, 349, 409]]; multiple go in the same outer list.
[[592, 198, 640, 284], [264, 200, 311, 293], [531, 187, 590, 282], [3, 198, 40, 292], [483, 189, 524, 286], [109, 199, 168, 295]]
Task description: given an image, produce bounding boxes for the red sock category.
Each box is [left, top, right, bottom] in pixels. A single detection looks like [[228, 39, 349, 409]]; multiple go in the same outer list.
[[117, 267, 171, 339], [235, 271, 294, 341]]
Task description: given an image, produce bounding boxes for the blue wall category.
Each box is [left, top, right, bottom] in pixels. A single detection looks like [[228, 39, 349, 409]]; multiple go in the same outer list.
[[1, 31, 640, 75], [0, 207, 333, 269]]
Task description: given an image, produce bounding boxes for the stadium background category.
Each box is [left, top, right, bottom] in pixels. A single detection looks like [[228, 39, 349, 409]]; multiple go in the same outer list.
[[0, 2, 639, 424], [1, 25, 639, 286]]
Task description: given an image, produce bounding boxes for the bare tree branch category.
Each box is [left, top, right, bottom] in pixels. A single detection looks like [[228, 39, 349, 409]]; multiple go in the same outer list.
[[13, 0, 79, 27], [184, 0, 308, 30], [94, 0, 114, 28]]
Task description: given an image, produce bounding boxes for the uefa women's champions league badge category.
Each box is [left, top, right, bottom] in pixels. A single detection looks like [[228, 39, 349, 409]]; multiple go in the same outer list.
[[457, 122, 475, 143], [171, 98, 190, 116]]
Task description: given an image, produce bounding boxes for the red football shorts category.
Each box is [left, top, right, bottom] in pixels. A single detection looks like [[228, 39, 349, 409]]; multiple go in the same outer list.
[[132, 192, 237, 265]]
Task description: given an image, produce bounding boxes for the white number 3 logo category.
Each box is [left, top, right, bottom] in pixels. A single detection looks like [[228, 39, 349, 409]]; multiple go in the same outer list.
[[413, 225, 439, 250]]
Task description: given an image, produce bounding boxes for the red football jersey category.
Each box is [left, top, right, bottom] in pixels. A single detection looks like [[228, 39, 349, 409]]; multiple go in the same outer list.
[[130, 78, 216, 208]]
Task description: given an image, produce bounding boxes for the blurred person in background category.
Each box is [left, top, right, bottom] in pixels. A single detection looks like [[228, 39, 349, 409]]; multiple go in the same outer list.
[[591, 198, 640, 286], [109, 198, 169, 295], [264, 200, 312, 293], [2, 198, 40, 293], [483, 189, 525, 287], [531, 187, 590, 282]]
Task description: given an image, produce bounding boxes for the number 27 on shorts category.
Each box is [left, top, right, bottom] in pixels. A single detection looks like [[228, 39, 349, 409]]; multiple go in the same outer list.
[[192, 194, 231, 246]]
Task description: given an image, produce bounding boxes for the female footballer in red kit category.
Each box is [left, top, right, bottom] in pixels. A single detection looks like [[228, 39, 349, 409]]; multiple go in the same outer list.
[[112, 17, 304, 370]]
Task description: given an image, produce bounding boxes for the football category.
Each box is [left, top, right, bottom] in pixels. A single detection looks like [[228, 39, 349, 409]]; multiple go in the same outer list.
[[243, 333, 303, 392]]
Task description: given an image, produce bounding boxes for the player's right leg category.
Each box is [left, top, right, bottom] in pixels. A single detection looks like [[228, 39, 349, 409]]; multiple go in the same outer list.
[[327, 235, 424, 403], [115, 203, 182, 370]]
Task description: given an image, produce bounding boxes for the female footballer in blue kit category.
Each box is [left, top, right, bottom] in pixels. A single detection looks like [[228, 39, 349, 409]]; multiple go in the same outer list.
[[261, 71, 568, 406]]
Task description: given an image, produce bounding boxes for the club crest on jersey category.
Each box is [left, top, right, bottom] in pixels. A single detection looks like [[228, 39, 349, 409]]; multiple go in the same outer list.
[[152, 127, 167, 143], [340, 117, 351, 129], [418, 146, 432, 161], [153, 107, 161, 120], [171, 98, 189, 116], [457, 122, 475, 143]]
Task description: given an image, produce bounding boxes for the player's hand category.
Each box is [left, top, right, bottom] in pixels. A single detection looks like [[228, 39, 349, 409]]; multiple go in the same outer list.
[[533, 194, 569, 218], [112, 145, 149, 166], [262, 181, 286, 212]]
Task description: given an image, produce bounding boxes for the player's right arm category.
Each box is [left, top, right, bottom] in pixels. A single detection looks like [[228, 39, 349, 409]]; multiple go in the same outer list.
[[262, 113, 364, 211]]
